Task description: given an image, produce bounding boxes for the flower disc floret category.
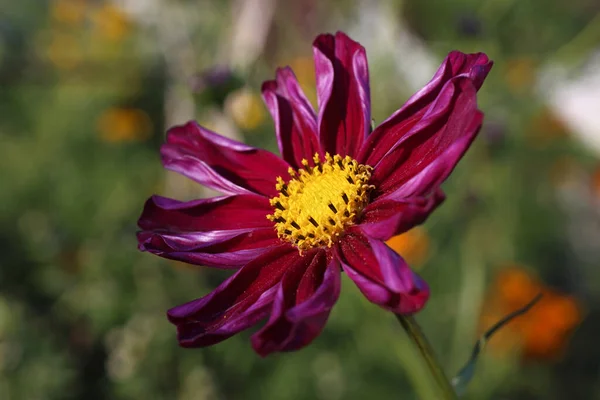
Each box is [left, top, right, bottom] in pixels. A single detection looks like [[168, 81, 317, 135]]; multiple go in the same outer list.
[[268, 153, 374, 250]]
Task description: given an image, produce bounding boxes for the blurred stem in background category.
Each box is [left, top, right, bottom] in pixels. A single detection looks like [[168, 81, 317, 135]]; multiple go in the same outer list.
[[548, 13, 600, 67], [396, 315, 458, 400], [450, 219, 487, 373]]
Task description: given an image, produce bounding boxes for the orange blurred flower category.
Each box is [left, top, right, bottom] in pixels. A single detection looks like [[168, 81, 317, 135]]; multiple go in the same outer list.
[[528, 107, 568, 146], [51, 0, 87, 25], [591, 166, 600, 199], [96, 108, 152, 143], [480, 266, 583, 361], [385, 227, 430, 267]]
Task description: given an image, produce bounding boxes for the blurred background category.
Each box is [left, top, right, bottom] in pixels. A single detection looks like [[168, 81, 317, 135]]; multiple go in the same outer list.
[[1, 0, 600, 399]]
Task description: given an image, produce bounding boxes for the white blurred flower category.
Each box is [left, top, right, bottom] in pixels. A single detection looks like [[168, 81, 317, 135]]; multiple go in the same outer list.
[[540, 51, 600, 155], [111, 0, 158, 26], [351, 0, 437, 93]]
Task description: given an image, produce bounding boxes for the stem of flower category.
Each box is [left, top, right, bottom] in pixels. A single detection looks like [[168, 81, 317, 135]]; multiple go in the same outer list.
[[396, 314, 458, 400]]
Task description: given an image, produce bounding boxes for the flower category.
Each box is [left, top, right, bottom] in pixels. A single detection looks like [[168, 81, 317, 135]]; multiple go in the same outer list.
[[137, 32, 492, 356], [528, 107, 568, 147], [504, 57, 537, 95], [90, 3, 131, 42], [591, 165, 600, 199], [225, 87, 267, 131], [41, 31, 82, 70], [385, 227, 431, 267], [97, 107, 152, 143], [287, 56, 317, 106], [50, 0, 86, 25], [480, 266, 583, 361], [541, 55, 600, 156]]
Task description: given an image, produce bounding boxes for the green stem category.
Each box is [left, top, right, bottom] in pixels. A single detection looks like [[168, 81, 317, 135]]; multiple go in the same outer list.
[[396, 314, 458, 400]]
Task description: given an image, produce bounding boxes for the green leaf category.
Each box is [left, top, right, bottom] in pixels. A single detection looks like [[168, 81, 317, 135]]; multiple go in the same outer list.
[[452, 293, 543, 396]]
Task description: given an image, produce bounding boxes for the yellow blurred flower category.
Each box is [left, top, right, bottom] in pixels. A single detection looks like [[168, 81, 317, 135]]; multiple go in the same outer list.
[[50, 0, 87, 25], [480, 266, 583, 361], [42, 30, 83, 70], [288, 56, 317, 107], [385, 227, 430, 267], [504, 58, 537, 95], [225, 88, 266, 131], [90, 3, 131, 42], [96, 108, 152, 143]]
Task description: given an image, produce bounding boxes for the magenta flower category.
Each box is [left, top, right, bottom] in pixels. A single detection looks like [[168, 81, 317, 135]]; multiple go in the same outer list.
[[137, 32, 492, 356]]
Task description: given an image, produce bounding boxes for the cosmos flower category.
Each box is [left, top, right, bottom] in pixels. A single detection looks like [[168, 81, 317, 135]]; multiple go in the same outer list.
[[137, 32, 492, 356]]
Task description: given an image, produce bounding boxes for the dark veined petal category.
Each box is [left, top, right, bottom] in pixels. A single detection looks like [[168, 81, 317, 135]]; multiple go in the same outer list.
[[251, 250, 340, 356], [359, 190, 445, 241], [161, 121, 290, 197], [137, 228, 279, 268], [262, 67, 320, 168], [370, 78, 484, 199], [167, 245, 301, 348], [381, 110, 483, 200], [337, 229, 429, 315], [313, 31, 370, 158], [138, 194, 274, 232], [137, 194, 278, 268], [357, 51, 491, 167]]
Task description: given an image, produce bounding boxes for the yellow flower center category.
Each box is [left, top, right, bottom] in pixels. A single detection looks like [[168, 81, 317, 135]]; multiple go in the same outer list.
[[267, 153, 374, 251]]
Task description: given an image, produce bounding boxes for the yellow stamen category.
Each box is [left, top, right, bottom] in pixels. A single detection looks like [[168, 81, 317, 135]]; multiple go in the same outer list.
[[267, 153, 374, 251]]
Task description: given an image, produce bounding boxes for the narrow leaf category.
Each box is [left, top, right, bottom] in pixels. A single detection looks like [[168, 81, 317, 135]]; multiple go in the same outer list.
[[452, 293, 543, 396]]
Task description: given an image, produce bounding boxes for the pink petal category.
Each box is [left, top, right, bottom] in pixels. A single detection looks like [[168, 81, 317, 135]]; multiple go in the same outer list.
[[359, 190, 445, 240], [167, 245, 301, 347], [262, 67, 320, 168], [337, 229, 429, 315], [138, 194, 274, 232], [358, 51, 492, 167], [161, 121, 290, 197], [251, 250, 341, 356], [370, 78, 482, 199], [137, 194, 278, 267], [137, 227, 279, 268], [313, 31, 370, 158], [382, 111, 484, 200]]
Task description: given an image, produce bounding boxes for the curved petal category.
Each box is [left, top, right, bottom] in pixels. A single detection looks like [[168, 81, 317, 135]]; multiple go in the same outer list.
[[161, 121, 290, 197], [370, 78, 483, 199], [262, 67, 320, 168], [359, 190, 445, 241], [137, 227, 279, 268], [167, 245, 301, 348], [251, 250, 340, 356], [380, 111, 483, 200], [137, 194, 278, 267], [313, 31, 371, 158], [337, 229, 429, 315], [358, 51, 492, 167], [138, 194, 274, 232]]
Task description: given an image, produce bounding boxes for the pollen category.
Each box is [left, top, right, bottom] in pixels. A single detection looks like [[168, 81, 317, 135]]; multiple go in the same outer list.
[[267, 153, 374, 251]]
